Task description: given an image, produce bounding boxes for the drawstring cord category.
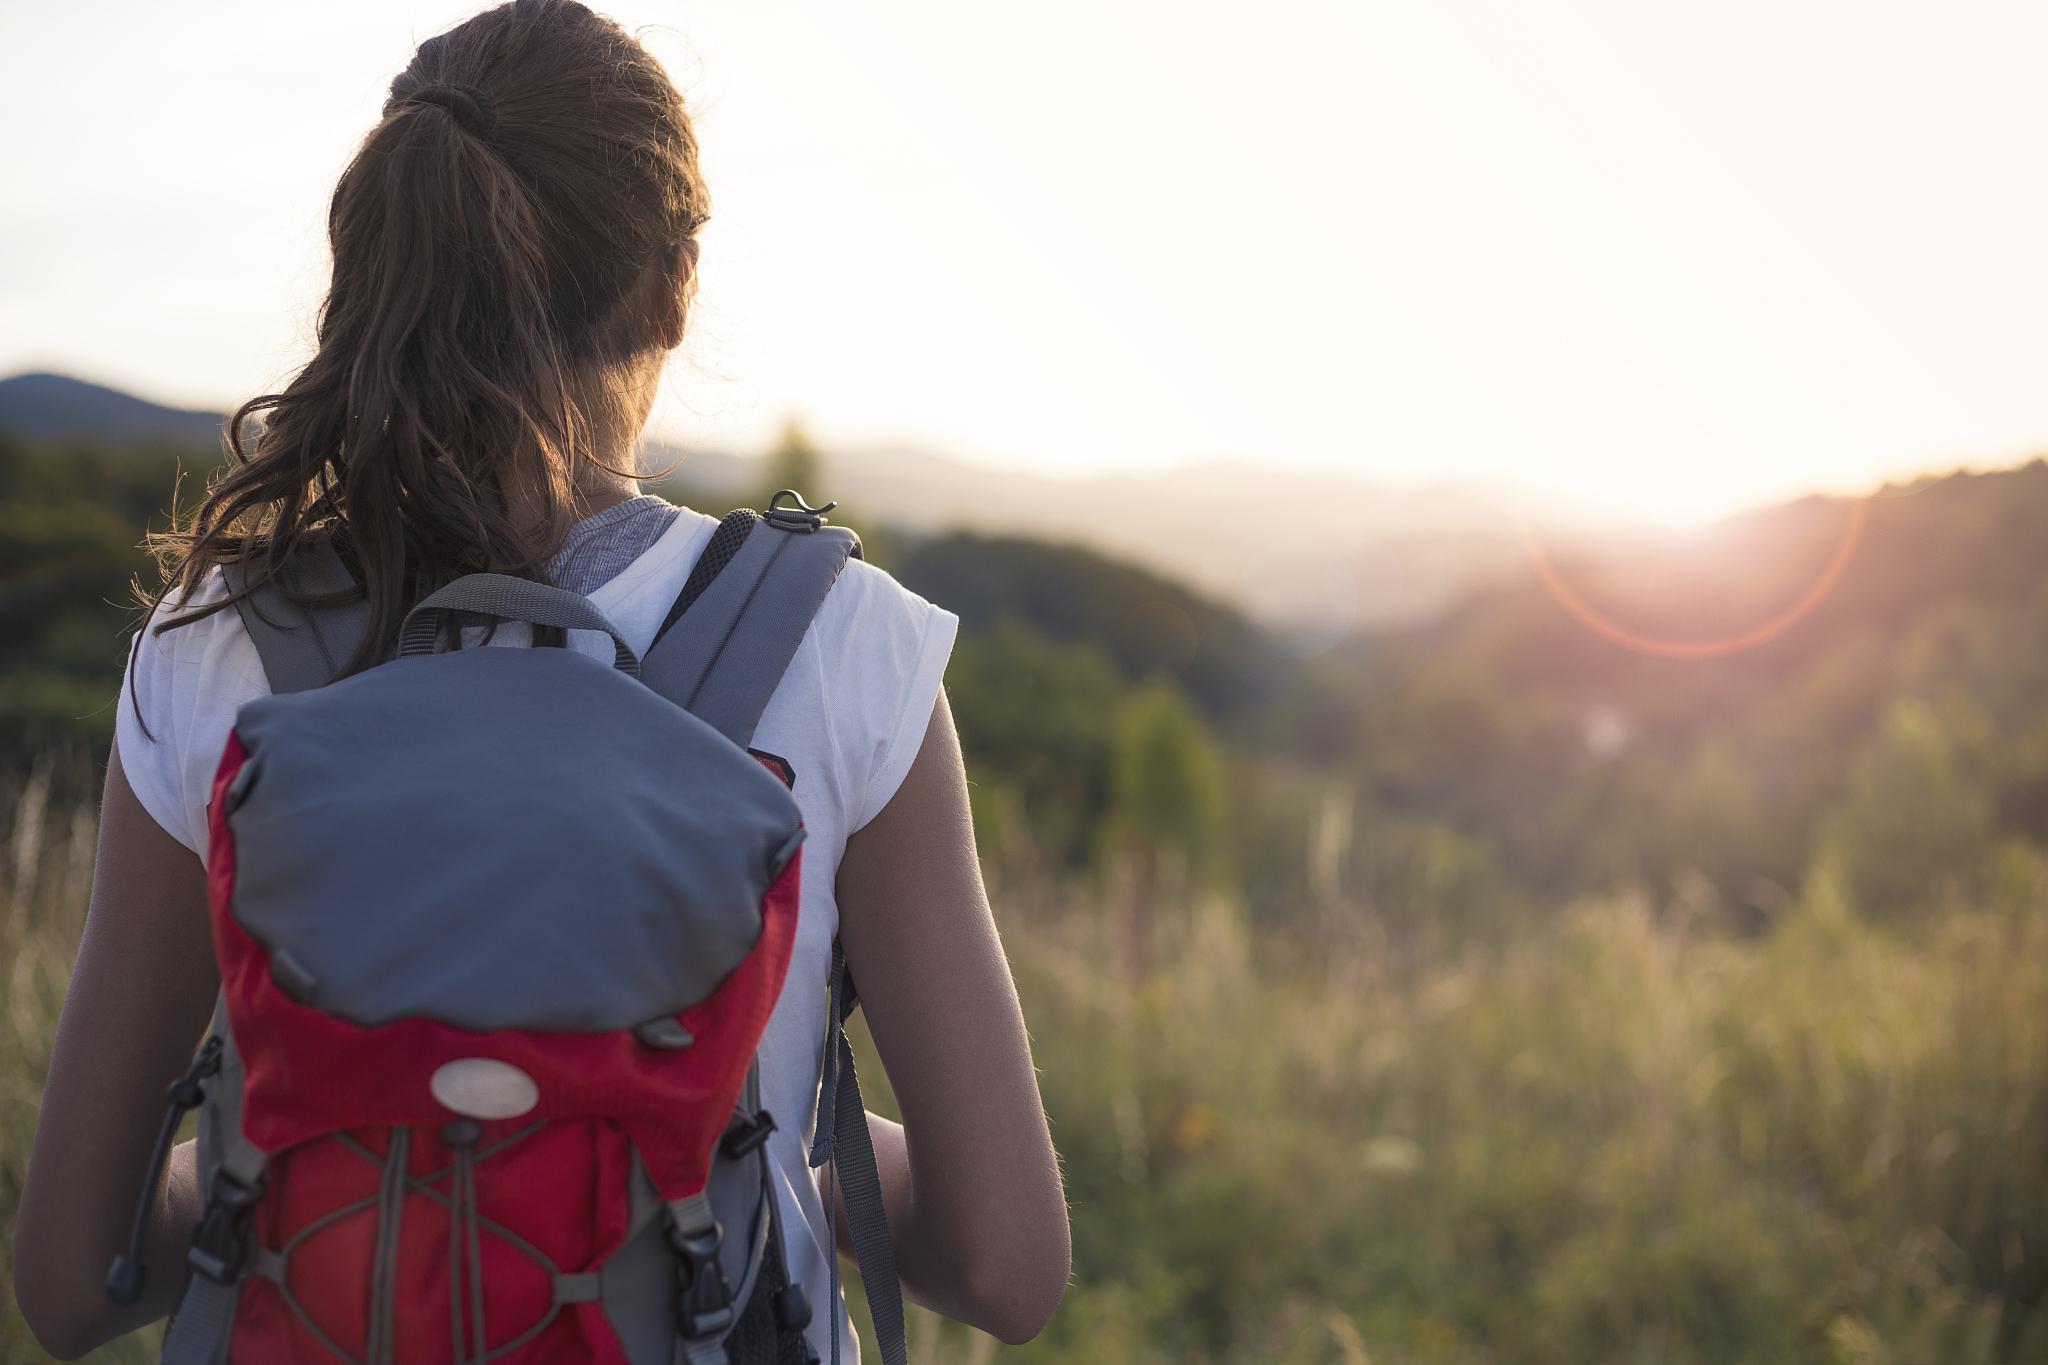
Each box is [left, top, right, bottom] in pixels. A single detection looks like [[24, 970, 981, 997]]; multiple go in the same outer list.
[[366, 1127, 410, 1365], [445, 1122, 486, 1364], [106, 1036, 223, 1304]]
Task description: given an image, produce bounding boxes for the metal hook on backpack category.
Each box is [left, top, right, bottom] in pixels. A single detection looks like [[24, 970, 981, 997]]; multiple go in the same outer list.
[[764, 489, 837, 532]]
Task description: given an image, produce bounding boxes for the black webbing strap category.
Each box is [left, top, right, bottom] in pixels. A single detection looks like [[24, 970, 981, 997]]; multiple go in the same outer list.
[[807, 942, 908, 1365], [220, 537, 370, 694]]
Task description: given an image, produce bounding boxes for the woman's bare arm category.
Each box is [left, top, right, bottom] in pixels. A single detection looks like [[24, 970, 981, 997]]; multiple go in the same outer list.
[[13, 742, 220, 1359], [834, 691, 1071, 1344]]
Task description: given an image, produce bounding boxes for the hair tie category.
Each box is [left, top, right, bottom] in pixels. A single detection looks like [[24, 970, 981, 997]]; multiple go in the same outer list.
[[408, 83, 496, 139]]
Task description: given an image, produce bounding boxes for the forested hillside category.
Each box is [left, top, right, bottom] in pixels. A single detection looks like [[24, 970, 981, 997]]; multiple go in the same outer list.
[[1329, 464, 2048, 920], [10, 428, 2048, 936]]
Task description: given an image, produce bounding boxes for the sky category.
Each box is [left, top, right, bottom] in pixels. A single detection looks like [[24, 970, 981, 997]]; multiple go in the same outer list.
[[5, 1, 2048, 522]]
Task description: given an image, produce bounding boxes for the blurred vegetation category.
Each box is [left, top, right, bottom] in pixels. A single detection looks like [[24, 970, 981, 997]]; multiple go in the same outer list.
[[0, 431, 202, 767], [4, 432, 2048, 1362]]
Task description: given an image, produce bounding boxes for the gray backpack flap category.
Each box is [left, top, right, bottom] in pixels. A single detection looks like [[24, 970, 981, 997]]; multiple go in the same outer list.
[[113, 498, 906, 1365]]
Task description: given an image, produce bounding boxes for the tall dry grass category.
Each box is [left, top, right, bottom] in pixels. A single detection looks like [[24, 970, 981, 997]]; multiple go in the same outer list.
[[5, 767, 2046, 1363], [3, 756, 160, 1362]]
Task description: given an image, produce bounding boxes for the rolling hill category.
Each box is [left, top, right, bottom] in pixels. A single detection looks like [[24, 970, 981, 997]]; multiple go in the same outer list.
[[0, 372, 227, 447], [0, 371, 1570, 633]]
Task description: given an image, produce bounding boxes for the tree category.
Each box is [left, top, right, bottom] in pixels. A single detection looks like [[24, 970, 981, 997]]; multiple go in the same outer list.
[[1812, 697, 1995, 921], [947, 622, 1127, 872], [752, 417, 824, 509], [1104, 681, 1228, 983]]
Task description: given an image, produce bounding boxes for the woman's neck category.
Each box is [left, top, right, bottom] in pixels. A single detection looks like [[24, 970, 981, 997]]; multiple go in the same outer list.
[[568, 361, 661, 518], [570, 472, 644, 519]]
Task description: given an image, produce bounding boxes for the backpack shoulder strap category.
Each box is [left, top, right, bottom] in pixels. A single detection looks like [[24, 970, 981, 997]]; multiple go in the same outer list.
[[219, 535, 370, 694], [638, 499, 862, 749], [654, 507, 760, 643], [641, 497, 906, 1365]]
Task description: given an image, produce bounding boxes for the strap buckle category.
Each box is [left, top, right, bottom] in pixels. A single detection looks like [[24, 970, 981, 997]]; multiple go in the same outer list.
[[720, 1109, 777, 1161], [187, 1170, 262, 1285], [763, 489, 836, 533], [669, 1218, 736, 1339]]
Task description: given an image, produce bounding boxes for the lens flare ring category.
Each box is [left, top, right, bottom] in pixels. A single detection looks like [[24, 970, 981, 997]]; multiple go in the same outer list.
[[1523, 497, 1869, 661]]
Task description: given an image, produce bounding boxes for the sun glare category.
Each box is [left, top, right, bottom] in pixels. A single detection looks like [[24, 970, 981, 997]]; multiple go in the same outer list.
[[1587, 484, 1746, 532], [1525, 496, 1871, 660]]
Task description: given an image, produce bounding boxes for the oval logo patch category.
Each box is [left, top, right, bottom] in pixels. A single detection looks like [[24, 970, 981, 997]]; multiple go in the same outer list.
[[429, 1058, 539, 1119]]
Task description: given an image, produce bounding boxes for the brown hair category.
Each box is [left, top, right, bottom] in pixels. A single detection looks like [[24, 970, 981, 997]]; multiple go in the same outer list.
[[143, 0, 710, 672]]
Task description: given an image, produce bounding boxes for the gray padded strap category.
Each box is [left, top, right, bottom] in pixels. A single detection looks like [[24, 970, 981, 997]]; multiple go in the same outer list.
[[398, 573, 639, 675], [222, 538, 368, 695], [638, 524, 859, 747], [159, 1274, 238, 1365], [209, 1010, 269, 1191], [163, 1012, 268, 1365]]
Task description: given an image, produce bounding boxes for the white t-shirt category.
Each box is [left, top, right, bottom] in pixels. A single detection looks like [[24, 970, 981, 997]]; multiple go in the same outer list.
[[116, 509, 958, 1362]]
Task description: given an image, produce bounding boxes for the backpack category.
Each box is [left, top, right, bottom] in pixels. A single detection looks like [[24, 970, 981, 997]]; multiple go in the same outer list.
[[106, 496, 909, 1365]]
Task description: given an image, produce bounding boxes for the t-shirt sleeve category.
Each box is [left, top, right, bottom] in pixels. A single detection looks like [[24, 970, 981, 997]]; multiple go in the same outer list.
[[831, 560, 960, 833], [114, 575, 268, 858]]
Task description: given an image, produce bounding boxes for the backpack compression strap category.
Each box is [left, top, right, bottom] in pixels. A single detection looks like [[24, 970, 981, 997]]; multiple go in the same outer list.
[[220, 536, 370, 694]]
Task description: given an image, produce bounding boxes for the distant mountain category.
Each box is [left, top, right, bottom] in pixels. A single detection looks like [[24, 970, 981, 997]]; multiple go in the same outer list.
[[0, 372, 225, 448], [0, 370, 1570, 632], [652, 441, 1574, 635]]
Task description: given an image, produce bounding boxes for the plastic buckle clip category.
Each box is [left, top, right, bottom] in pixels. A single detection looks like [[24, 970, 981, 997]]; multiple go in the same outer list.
[[187, 1171, 261, 1285], [670, 1220, 737, 1339], [720, 1109, 777, 1161]]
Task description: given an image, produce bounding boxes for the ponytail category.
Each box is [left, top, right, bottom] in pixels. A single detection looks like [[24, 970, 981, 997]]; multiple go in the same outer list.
[[144, 0, 709, 674]]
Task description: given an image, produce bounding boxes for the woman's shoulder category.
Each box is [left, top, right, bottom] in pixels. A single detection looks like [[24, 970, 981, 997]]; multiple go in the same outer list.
[[802, 554, 960, 831], [131, 568, 248, 657], [811, 552, 957, 670], [832, 551, 942, 613], [116, 568, 270, 855], [127, 568, 272, 691]]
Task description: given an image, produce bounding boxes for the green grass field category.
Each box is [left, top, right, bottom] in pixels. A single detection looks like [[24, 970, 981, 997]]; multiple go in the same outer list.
[[7, 758, 2045, 1365]]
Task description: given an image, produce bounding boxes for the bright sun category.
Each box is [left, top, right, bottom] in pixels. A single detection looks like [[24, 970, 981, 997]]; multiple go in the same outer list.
[[1567, 464, 1771, 531]]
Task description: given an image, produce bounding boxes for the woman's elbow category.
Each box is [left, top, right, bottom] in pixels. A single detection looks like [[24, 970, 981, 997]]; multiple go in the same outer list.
[[11, 1216, 118, 1362], [974, 1265, 1069, 1345], [960, 1211, 1071, 1344], [12, 1265, 100, 1362], [25, 1322, 97, 1364]]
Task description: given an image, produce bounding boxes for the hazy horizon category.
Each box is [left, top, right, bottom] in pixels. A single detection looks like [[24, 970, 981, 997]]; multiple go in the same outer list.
[[9, 2, 2048, 524]]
